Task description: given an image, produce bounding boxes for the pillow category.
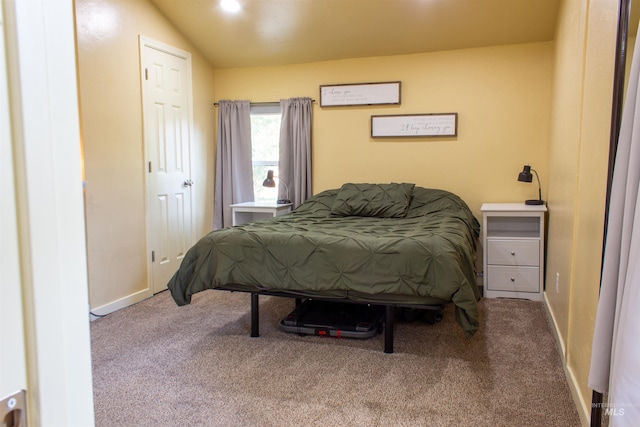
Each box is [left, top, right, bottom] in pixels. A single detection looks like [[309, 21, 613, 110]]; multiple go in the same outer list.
[[331, 183, 415, 218]]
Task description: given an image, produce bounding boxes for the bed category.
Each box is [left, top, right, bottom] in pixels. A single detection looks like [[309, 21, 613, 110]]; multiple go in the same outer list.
[[167, 183, 481, 353]]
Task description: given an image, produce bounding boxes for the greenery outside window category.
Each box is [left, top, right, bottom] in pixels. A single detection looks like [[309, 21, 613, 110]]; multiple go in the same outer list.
[[250, 103, 281, 201]]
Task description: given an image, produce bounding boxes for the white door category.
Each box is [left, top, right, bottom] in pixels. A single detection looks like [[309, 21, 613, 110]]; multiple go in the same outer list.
[[140, 37, 194, 294]]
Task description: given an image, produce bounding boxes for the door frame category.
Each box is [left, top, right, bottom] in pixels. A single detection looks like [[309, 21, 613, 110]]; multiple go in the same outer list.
[[139, 36, 196, 294], [0, 0, 27, 415], [1, 0, 94, 424]]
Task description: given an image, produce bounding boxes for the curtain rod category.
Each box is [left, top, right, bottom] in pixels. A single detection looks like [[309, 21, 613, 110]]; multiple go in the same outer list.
[[213, 100, 316, 106]]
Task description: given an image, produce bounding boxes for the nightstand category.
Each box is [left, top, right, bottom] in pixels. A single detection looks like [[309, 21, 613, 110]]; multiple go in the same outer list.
[[480, 203, 547, 301], [230, 201, 292, 226]]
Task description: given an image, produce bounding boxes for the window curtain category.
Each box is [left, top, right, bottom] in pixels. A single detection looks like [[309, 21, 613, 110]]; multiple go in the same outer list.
[[279, 97, 312, 208], [213, 100, 254, 229], [588, 31, 640, 425]]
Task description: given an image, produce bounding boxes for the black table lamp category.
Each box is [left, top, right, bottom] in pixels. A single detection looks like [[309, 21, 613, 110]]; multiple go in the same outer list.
[[517, 165, 544, 205], [262, 170, 291, 204]]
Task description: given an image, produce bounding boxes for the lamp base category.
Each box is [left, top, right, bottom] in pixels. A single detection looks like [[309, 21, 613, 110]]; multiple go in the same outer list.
[[525, 199, 544, 206]]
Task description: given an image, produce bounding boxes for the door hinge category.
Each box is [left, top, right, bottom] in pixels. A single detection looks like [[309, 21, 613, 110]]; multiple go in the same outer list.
[[148, 161, 152, 173], [145, 68, 149, 80], [1, 390, 27, 427], [151, 251, 155, 262]]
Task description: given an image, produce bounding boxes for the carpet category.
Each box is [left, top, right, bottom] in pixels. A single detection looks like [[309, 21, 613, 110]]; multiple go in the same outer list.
[[91, 290, 581, 426]]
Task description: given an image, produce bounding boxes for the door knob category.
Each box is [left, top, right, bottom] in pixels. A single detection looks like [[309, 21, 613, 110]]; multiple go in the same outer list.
[[183, 179, 193, 187]]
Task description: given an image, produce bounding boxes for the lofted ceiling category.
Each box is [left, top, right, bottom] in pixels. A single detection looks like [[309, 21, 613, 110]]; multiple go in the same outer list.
[[148, 0, 563, 69]]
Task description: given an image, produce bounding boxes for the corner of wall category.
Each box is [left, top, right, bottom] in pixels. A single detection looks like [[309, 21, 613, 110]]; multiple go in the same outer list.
[[543, 292, 590, 426]]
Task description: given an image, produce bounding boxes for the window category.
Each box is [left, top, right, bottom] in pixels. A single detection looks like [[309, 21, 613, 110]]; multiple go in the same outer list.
[[250, 104, 281, 201]]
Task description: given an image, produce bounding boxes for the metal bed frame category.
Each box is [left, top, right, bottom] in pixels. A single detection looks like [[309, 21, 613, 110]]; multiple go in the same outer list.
[[219, 287, 444, 354]]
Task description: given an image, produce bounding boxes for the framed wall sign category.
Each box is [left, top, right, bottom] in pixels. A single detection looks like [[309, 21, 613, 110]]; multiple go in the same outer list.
[[371, 113, 458, 138], [320, 81, 401, 107]]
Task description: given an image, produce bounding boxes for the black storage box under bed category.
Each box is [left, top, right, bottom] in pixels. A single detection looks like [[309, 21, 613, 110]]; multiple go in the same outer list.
[[280, 299, 385, 339]]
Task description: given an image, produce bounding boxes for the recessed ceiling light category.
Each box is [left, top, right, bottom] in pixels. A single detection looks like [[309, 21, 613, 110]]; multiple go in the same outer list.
[[220, 0, 241, 13]]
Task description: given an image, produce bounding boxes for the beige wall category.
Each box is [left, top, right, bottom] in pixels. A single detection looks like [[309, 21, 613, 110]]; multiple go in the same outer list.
[[214, 42, 553, 219], [76, 0, 216, 310], [545, 0, 588, 355], [545, 0, 617, 423]]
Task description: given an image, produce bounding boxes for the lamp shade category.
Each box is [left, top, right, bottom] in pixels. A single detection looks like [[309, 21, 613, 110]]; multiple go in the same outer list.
[[262, 170, 276, 187], [518, 165, 533, 183]]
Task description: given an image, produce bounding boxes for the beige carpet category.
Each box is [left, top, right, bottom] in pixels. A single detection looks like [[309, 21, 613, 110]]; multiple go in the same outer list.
[[91, 291, 582, 426]]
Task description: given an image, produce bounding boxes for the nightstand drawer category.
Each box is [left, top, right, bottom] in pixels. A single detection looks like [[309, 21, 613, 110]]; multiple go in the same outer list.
[[486, 239, 539, 266], [486, 265, 539, 293]]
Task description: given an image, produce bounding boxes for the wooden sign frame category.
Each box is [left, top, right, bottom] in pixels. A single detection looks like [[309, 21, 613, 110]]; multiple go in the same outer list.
[[371, 113, 458, 138], [320, 81, 401, 107]]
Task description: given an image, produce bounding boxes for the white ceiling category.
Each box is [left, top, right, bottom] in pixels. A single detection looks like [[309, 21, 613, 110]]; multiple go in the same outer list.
[[148, 0, 563, 69]]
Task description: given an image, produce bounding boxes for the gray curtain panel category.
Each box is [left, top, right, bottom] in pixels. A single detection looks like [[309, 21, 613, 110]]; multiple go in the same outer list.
[[588, 31, 640, 425], [214, 100, 254, 229], [279, 97, 313, 208]]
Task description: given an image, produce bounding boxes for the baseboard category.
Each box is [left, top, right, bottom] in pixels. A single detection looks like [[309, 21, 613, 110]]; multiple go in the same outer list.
[[543, 293, 590, 427], [543, 292, 566, 358], [89, 288, 153, 320], [565, 362, 591, 427]]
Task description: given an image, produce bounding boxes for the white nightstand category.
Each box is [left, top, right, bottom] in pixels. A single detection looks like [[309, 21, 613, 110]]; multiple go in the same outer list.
[[480, 203, 547, 301], [230, 201, 292, 226]]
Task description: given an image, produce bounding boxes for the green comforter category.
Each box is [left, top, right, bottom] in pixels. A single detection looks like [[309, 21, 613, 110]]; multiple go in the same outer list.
[[167, 187, 481, 336]]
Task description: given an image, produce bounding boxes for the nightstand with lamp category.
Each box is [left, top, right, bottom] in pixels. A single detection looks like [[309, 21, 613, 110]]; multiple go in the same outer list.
[[480, 164, 547, 300], [230, 170, 293, 226]]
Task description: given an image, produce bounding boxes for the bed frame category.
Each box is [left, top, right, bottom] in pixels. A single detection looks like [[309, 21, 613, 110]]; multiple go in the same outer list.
[[219, 287, 444, 354]]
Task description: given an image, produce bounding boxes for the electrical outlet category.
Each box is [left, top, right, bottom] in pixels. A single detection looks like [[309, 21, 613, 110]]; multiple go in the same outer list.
[[555, 272, 560, 294]]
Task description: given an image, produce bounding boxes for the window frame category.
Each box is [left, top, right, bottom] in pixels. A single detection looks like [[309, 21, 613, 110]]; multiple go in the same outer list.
[[250, 103, 282, 202]]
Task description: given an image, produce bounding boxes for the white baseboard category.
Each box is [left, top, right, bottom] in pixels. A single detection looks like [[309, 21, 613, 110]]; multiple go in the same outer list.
[[543, 292, 567, 358], [543, 292, 590, 427], [89, 288, 153, 320], [566, 362, 591, 427]]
